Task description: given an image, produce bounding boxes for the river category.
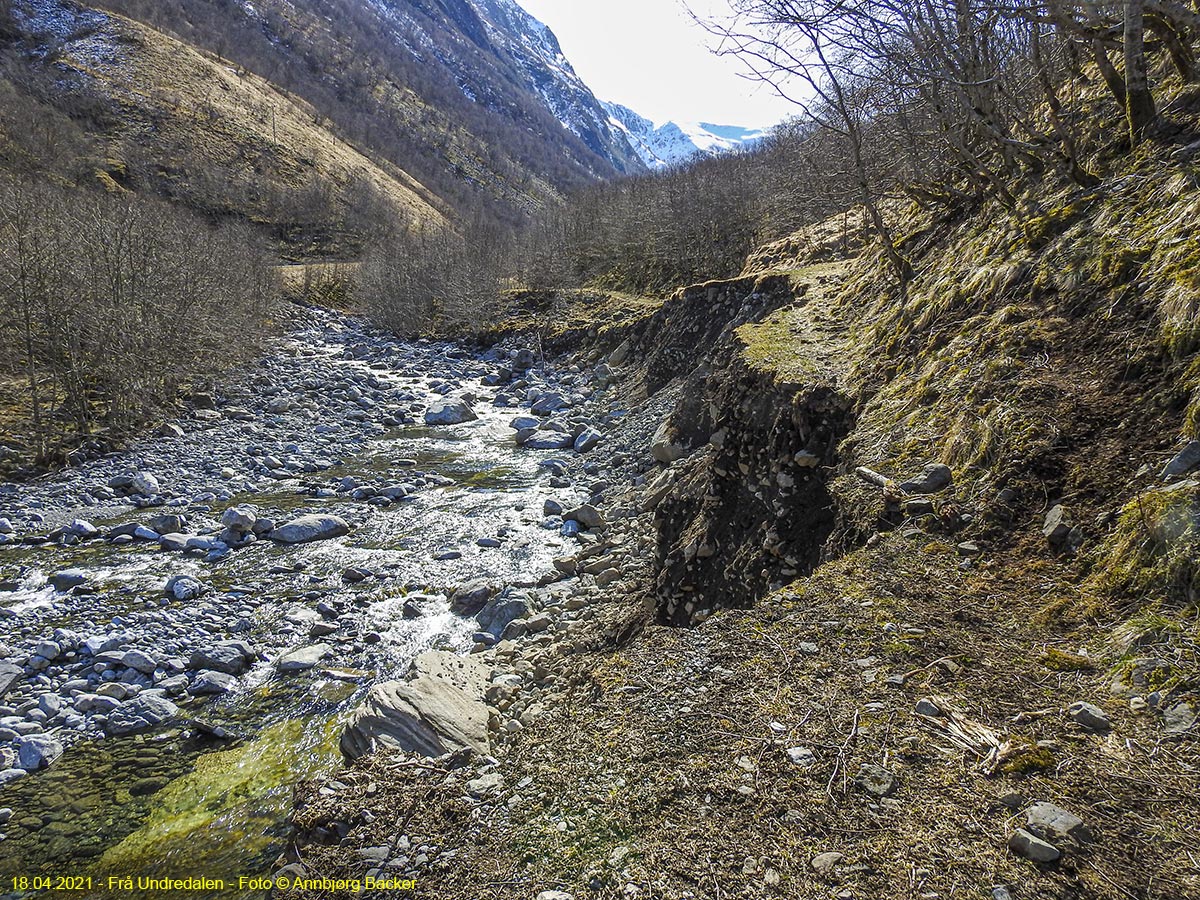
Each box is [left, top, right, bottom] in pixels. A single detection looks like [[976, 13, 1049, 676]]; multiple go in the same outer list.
[[0, 307, 590, 897]]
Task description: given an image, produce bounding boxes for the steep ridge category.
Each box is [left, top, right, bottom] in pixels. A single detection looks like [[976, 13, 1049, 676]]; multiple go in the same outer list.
[[2, 0, 448, 256]]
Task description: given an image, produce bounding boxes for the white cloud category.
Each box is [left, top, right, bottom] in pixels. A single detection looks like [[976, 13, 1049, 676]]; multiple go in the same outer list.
[[513, 0, 797, 129]]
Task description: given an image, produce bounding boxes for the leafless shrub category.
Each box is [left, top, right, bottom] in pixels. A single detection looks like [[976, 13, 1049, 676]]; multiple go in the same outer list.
[[0, 178, 274, 465]]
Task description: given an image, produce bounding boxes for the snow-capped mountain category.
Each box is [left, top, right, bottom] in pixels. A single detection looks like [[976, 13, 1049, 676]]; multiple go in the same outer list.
[[604, 101, 770, 170]]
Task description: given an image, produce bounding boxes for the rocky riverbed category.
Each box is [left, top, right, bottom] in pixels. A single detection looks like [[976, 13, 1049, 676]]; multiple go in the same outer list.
[[0, 304, 649, 894]]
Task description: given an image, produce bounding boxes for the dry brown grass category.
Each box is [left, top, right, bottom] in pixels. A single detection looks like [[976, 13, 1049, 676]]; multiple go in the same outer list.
[[288, 535, 1199, 899], [52, 9, 447, 244]]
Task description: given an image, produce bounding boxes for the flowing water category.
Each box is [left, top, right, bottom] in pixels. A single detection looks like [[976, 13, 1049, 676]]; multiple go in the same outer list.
[[0, 316, 585, 898]]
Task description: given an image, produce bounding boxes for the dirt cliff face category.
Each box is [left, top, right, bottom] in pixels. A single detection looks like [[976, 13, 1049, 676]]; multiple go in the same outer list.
[[649, 341, 852, 626]]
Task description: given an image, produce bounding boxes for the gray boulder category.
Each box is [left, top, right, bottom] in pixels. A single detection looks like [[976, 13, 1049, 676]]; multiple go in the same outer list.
[[105, 694, 179, 736], [275, 644, 331, 673], [190, 641, 255, 675], [574, 428, 605, 453], [520, 432, 574, 450], [1067, 701, 1111, 732], [49, 570, 87, 592], [651, 421, 686, 463], [63, 520, 99, 539], [1024, 801, 1093, 847], [220, 506, 257, 533], [531, 393, 566, 415], [509, 415, 540, 431], [1162, 441, 1200, 480], [424, 400, 478, 426], [1009, 828, 1060, 863], [146, 514, 187, 535], [131, 472, 160, 496], [0, 661, 23, 698], [477, 594, 531, 639], [899, 463, 953, 494], [269, 515, 350, 544], [191, 670, 239, 695], [450, 579, 494, 615], [121, 649, 158, 674], [165, 575, 207, 602], [17, 734, 63, 770], [564, 504, 605, 530]]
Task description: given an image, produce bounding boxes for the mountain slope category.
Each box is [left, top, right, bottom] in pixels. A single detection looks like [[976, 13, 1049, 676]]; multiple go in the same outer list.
[[1, 0, 448, 257], [88, 0, 644, 216], [604, 101, 769, 169]]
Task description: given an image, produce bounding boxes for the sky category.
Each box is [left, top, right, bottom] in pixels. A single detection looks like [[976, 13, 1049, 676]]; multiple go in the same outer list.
[[514, 0, 798, 129]]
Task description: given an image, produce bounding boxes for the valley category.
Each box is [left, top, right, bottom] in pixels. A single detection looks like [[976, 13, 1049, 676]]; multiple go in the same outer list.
[[1, 0, 1199, 898]]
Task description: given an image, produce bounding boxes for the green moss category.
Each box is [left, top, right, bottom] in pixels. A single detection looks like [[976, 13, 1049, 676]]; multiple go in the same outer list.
[[1001, 743, 1057, 775], [1084, 484, 1200, 609], [736, 309, 819, 382]]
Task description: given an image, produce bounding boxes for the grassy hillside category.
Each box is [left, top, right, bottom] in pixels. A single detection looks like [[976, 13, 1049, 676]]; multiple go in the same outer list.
[[1, 0, 452, 258]]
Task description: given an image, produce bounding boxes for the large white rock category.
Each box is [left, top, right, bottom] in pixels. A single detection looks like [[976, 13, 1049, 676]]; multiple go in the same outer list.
[[340, 674, 490, 761], [651, 421, 687, 464], [17, 734, 63, 770]]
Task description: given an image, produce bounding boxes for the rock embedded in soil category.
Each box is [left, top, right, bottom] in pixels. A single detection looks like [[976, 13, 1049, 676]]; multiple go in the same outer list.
[[1009, 828, 1060, 862], [1043, 505, 1072, 546], [1161, 440, 1200, 480], [650, 420, 686, 464], [811, 851, 844, 875], [1068, 700, 1111, 732], [854, 763, 898, 797], [785, 747, 817, 767], [898, 463, 953, 494], [1023, 801, 1093, 847]]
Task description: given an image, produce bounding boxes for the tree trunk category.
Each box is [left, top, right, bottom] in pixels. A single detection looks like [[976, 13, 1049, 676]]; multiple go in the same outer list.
[[1124, 0, 1157, 143]]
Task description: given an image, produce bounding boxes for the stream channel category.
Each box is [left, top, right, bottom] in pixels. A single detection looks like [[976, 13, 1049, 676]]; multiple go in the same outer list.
[[0, 308, 585, 897]]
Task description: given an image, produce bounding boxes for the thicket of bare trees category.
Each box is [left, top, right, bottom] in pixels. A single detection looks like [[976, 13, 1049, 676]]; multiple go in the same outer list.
[[357, 216, 505, 336], [503, 123, 861, 294], [702, 0, 1200, 282], [0, 180, 273, 466], [507, 1, 1199, 298]]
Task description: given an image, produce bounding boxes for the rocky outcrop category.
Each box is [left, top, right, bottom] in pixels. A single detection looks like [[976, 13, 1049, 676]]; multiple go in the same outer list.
[[626, 273, 855, 626], [637, 273, 800, 394]]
